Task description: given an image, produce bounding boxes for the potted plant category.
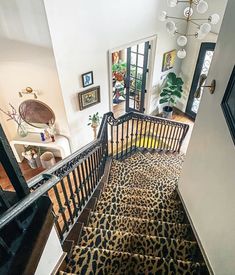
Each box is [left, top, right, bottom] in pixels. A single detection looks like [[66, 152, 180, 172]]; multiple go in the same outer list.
[[159, 72, 184, 119], [112, 60, 127, 82], [88, 112, 102, 139]]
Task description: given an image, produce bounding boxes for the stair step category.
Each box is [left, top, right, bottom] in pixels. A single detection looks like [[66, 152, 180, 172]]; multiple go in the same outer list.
[[65, 246, 202, 274], [88, 212, 191, 240], [145, 152, 185, 169], [124, 151, 183, 178], [95, 201, 185, 223], [79, 227, 199, 262], [98, 192, 182, 210], [107, 168, 177, 193], [103, 185, 178, 200], [111, 157, 178, 183]]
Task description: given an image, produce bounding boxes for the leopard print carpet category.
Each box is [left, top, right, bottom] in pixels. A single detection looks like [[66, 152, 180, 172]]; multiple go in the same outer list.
[[63, 151, 207, 274]]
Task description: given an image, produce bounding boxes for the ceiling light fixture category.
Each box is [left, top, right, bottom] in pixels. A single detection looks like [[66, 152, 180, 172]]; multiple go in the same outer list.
[[159, 0, 220, 59]]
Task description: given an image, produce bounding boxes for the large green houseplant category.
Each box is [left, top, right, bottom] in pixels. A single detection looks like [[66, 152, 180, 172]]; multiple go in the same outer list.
[[159, 72, 184, 119]]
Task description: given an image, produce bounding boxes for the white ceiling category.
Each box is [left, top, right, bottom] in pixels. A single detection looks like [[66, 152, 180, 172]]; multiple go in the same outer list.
[[0, 0, 52, 48]]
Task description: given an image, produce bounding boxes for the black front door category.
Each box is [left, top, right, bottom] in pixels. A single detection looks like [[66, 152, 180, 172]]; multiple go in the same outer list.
[[126, 41, 150, 113], [186, 42, 215, 119]]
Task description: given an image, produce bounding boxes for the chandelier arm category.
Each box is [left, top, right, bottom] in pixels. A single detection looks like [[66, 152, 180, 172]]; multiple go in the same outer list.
[[189, 20, 200, 27], [191, 18, 209, 21], [175, 31, 196, 36], [183, 0, 193, 36], [167, 16, 188, 21], [177, 0, 198, 5]]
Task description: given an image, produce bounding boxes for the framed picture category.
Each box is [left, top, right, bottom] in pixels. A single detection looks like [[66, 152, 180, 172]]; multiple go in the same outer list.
[[78, 86, 100, 110], [82, 71, 94, 87], [221, 65, 235, 145], [162, 50, 176, 72]]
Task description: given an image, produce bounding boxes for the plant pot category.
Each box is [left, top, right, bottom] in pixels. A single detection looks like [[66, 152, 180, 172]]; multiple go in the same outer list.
[[91, 123, 99, 139], [163, 106, 173, 119], [40, 152, 56, 169]]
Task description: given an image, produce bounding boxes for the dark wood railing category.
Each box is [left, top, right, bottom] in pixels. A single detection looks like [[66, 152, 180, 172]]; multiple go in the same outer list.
[[107, 112, 189, 159], [0, 112, 189, 249]]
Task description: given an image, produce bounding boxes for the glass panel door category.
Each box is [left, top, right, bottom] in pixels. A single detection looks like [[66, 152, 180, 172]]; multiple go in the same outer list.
[[186, 43, 215, 119], [126, 41, 149, 113]]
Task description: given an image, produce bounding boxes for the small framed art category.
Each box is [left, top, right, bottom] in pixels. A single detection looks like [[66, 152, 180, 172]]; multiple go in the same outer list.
[[162, 50, 176, 72], [78, 86, 100, 110], [81, 71, 94, 87]]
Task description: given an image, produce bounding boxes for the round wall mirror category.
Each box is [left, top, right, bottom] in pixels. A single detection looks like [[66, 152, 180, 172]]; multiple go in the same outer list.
[[19, 100, 55, 129]]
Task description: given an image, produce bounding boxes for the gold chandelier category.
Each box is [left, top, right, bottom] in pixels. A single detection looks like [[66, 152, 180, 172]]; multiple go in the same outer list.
[[159, 0, 220, 59]]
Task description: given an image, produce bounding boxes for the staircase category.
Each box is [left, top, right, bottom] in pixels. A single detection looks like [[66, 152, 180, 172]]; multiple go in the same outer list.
[[61, 151, 208, 274]]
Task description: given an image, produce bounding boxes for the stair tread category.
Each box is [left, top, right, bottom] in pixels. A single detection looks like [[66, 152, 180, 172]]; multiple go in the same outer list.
[[88, 212, 191, 240], [79, 226, 199, 262], [90, 211, 189, 226], [98, 193, 182, 210], [103, 185, 178, 199], [95, 201, 185, 223], [65, 246, 202, 274]]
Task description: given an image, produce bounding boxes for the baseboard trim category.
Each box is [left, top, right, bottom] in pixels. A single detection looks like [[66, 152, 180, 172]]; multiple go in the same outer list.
[[176, 187, 214, 275]]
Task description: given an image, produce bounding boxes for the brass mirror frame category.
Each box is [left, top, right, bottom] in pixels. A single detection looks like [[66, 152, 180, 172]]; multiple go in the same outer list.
[[19, 99, 55, 129]]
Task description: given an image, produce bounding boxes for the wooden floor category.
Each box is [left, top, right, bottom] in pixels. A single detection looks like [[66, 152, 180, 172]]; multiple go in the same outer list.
[[113, 101, 125, 118], [0, 158, 61, 191]]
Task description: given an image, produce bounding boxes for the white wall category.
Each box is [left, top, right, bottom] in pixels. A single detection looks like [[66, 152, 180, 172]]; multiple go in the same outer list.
[[35, 226, 64, 275], [43, 0, 184, 151], [178, 0, 227, 112], [179, 0, 235, 273], [0, 0, 70, 141]]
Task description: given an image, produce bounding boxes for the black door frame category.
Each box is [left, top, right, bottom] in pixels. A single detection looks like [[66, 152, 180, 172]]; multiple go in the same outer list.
[[0, 124, 30, 200], [185, 42, 215, 119], [126, 41, 150, 113]]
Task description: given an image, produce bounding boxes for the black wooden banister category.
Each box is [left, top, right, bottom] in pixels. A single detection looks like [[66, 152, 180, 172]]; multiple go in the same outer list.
[[0, 174, 59, 230], [0, 111, 189, 245]]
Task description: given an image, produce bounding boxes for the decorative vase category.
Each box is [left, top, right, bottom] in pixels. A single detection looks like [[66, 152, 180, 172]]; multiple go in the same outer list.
[[17, 124, 28, 137], [27, 158, 37, 169]]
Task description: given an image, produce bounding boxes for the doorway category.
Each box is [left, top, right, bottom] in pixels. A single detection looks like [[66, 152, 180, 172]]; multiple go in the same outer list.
[[109, 38, 155, 118], [186, 42, 215, 119]]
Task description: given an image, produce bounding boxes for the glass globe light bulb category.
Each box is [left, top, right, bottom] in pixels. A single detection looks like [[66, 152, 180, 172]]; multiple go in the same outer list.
[[177, 36, 188, 47], [166, 21, 176, 34], [177, 49, 187, 59], [159, 11, 167, 22], [195, 30, 206, 40], [209, 13, 220, 25], [167, 0, 177, 8], [184, 7, 193, 18], [197, 0, 208, 14], [200, 23, 211, 34]]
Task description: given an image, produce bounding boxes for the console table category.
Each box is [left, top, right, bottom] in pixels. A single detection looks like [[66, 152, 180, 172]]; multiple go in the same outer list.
[[10, 134, 71, 163]]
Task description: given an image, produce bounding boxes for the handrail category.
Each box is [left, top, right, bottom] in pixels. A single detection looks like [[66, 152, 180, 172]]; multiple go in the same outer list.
[[106, 111, 189, 159], [0, 111, 189, 243], [28, 112, 111, 189], [0, 175, 59, 230]]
